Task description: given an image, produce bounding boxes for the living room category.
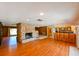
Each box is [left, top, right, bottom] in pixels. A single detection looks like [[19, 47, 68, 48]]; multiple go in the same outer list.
[[0, 2, 79, 56]]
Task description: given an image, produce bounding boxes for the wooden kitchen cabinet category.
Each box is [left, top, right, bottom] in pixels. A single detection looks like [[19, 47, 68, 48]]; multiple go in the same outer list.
[[68, 34, 76, 43], [54, 33, 76, 43], [54, 33, 59, 40], [59, 33, 64, 41]]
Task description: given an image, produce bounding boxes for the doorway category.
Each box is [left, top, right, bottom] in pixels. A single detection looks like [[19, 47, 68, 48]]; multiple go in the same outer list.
[[8, 28, 17, 46]]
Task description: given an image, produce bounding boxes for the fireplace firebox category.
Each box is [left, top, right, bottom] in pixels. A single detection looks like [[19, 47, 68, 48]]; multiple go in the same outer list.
[[25, 33, 32, 39]]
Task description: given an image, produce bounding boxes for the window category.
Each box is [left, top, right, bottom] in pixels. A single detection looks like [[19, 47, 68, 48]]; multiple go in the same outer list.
[[10, 28, 17, 36]]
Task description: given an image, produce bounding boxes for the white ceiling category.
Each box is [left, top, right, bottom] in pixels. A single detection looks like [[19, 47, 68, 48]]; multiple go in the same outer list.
[[0, 2, 79, 26]]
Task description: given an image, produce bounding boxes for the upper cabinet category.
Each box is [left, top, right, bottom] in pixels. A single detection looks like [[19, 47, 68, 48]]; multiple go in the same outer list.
[[55, 25, 76, 33]]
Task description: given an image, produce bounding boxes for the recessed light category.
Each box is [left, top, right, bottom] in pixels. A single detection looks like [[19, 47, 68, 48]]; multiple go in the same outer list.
[[26, 19, 30, 21], [40, 12, 44, 16]]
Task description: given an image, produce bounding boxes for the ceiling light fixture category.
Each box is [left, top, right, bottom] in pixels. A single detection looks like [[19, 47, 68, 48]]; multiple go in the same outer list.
[[40, 12, 44, 16], [26, 19, 30, 21]]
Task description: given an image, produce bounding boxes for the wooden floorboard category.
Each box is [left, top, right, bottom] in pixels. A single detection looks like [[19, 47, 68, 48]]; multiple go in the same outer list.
[[0, 37, 75, 56]]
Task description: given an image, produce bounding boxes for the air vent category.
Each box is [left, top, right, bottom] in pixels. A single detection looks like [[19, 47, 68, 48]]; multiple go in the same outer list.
[[37, 19, 43, 21]]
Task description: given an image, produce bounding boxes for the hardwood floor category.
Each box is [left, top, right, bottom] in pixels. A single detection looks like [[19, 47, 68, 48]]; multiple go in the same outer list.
[[0, 36, 75, 56]]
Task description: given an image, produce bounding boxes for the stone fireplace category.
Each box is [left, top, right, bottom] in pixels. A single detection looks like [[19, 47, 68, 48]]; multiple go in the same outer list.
[[20, 23, 47, 43]]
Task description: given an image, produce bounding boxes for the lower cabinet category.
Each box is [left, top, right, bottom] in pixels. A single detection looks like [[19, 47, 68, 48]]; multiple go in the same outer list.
[[54, 33, 76, 43], [68, 34, 76, 43]]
